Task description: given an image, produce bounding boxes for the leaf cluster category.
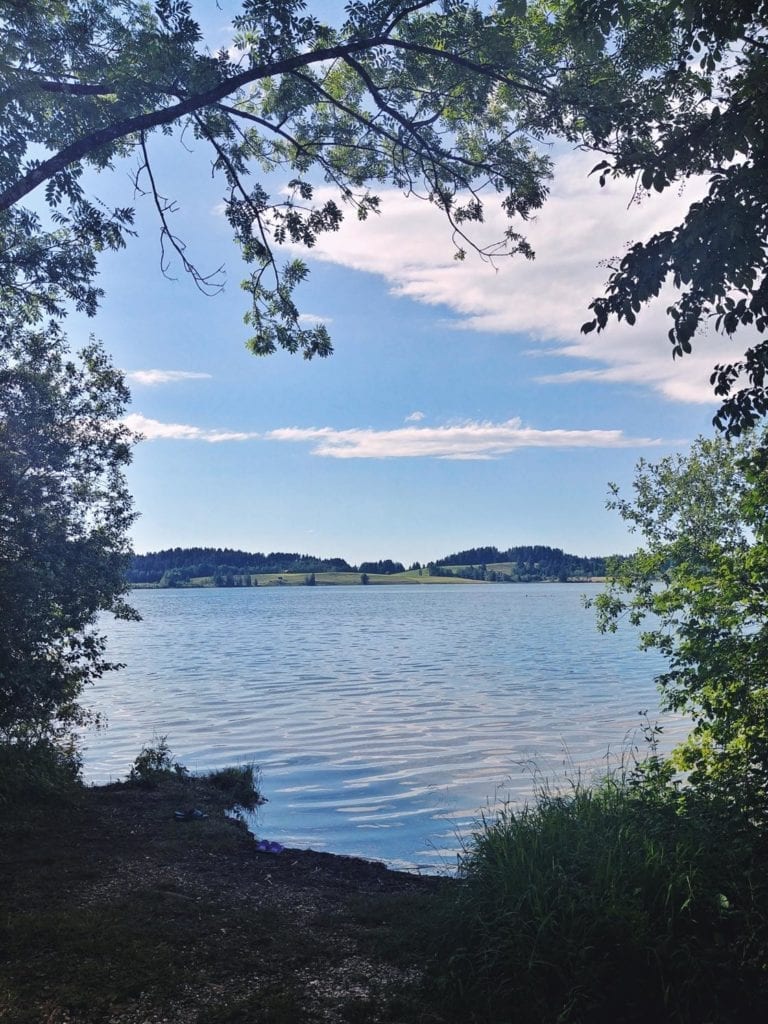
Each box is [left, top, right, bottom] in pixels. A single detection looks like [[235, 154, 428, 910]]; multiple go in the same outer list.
[[592, 429, 768, 819], [0, 315, 137, 740], [572, 0, 768, 434]]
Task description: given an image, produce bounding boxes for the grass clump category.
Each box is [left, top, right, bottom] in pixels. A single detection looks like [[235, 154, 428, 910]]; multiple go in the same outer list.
[[204, 763, 263, 808], [433, 772, 768, 1023], [127, 736, 263, 808]]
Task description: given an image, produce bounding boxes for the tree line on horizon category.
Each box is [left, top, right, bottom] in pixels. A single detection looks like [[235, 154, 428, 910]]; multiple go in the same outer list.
[[126, 548, 355, 585], [127, 544, 608, 586], [433, 545, 608, 581]]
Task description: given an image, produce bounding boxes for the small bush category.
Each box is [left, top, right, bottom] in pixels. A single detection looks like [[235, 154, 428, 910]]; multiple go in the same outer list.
[[127, 735, 189, 788], [0, 737, 82, 810], [433, 774, 768, 1023]]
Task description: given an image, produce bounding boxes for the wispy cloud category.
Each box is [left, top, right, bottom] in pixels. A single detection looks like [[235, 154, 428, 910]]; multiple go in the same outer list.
[[267, 419, 670, 460], [126, 369, 212, 386], [123, 412, 670, 457], [286, 153, 750, 405], [405, 410, 426, 423], [123, 413, 258, 443]]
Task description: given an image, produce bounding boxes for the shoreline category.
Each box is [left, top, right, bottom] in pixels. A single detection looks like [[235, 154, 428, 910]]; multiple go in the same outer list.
[[129, 576, 607, 589], [1, 774, 450, 1023]]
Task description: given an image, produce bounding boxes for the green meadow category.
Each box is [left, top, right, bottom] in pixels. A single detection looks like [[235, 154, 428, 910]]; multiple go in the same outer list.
[[185, 569, 482, 587]]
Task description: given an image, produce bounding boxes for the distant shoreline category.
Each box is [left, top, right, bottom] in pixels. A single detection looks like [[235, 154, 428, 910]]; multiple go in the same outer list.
[[130, 573, 608, 589]]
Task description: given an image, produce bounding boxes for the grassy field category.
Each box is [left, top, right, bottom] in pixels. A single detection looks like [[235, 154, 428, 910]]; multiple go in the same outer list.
[[179, 570, 483, 587]]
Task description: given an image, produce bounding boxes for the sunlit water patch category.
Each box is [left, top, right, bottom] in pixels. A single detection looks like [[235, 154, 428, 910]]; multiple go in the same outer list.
[[84, 584, 687, 872]]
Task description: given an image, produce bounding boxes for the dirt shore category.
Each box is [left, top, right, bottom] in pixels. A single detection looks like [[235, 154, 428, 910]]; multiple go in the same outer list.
[[0, 777, 451, 1023]]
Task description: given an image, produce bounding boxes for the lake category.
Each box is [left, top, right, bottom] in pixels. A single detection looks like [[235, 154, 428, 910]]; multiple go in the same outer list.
[[84, 584, 686, 872]]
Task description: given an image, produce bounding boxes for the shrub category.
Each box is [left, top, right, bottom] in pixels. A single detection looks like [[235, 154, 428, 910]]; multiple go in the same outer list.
[[0, 738, 82, 811], [127, 735, 189, 788]]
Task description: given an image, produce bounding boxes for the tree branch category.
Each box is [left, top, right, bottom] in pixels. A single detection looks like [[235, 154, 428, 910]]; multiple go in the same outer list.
[[385, 38, 549, 97], [191, 114, 280, 292], [136, 133, 224, 295], [35, 79, 116, 96], [381, 1, 436, 34], [0, 36, 396, 213], [0, 29, 549, 213], [343, 53, 441, 131]]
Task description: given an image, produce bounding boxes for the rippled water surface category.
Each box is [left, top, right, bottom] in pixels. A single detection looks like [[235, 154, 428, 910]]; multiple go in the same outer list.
[[85, 585, 685, 871]]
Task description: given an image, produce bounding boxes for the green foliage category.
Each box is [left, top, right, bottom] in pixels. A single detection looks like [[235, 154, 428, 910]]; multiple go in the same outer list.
[[0, 0, 555, 359], [0, 738, 82, 811], [592, 429, 768, 819], [127, 735, 189, 788], [567, 0, 768, 433], [127, 740, 262, 807], [2, 3, 765, 425], [435, 774, 768, 1022], [0, 318, 137, 741]]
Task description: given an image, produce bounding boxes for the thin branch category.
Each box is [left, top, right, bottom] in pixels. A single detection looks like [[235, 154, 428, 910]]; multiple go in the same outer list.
[[385, 38, 549, 97], [381, 1, 436, 34], [33, 78, 115, 96], [216, 103, 365, 211], [291, 70, 492, 177], [137, 133, 224, 294], [191, 114, 280, 292], [1, 26, 554, 214], [343, 53, 440, 131]]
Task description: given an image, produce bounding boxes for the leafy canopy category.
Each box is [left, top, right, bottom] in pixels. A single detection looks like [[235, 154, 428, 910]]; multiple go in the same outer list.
[[0, 0, 559, 355], [0, 1, 767, 429], [592, 429, 768, 819], [572, 0, 768, 435]]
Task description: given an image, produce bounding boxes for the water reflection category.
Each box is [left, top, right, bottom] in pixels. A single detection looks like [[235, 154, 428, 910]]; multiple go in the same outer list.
[[85, 584, 687, 871]]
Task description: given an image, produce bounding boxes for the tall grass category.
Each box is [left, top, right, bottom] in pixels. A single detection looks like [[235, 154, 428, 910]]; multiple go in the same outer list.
[[433, 774, 768, 1023]]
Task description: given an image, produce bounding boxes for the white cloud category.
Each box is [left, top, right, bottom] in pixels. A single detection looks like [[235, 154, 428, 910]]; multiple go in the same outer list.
[[126, 369, 212, 386], [266, 418, 670, 460], [290, 153, 752, 405], [405, 410, 426, 423], [123, 413, 258, 444], [298, 312, 333, 326], [123, 412, 671, 457]]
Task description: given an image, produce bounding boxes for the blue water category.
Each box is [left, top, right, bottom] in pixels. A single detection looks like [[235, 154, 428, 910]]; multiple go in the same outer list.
[[84, 584, 685, 871]]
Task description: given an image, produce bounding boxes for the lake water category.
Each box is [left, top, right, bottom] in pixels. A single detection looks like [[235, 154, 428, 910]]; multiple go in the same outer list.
[[83, 584, 686, 872]]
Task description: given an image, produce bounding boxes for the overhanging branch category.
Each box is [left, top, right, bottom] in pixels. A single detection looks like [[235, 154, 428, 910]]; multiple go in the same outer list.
[[0, 30, 549, 214]]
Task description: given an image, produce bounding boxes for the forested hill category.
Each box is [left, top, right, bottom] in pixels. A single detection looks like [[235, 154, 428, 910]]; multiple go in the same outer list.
[[127, 548, 353, 585], [431, 545, 607, 581], [128, 544, 609, 586]]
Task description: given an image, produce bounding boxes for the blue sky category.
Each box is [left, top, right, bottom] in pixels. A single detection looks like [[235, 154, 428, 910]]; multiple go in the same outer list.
[[63, 11, 739, 566]]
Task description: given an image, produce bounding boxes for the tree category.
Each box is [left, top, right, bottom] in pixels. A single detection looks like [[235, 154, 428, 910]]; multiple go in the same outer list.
[[1, 1, 766, 429], [568, 0, 768, 435], [0, 0, 555, 356], [0, 318, 137, 741], [592, 429, 768, 818]]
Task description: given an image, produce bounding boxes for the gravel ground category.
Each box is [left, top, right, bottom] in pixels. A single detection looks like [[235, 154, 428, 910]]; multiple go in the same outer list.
[[0, 777, 451, 1024]]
